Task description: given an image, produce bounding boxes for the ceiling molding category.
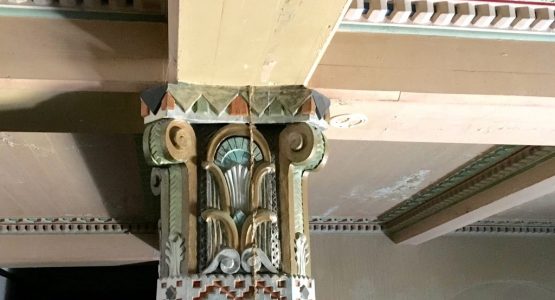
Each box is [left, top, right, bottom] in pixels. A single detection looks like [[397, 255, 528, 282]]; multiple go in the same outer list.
[[309, 216, 555, 235], [309, 217, 382, 233], [379, 145, 555, 243], [342, 0, 555, 41], [0, 0, 165, 22], [454, 220, 555, 235], [378, 145, 524, 223], [0, 217, 156, 235], [4, 216, 554, 236]]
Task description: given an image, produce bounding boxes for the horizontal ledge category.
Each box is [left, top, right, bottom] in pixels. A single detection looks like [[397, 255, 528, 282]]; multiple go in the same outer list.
[[0, 5, 165, 22], [0, 78, 162, 93], [339, 21, 555, 42], [318, 88, 555, 145], [0, 233, 159, 268]]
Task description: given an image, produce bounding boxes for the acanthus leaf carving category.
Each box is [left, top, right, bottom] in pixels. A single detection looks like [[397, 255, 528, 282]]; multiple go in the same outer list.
[[294, 232, 310, 276], [165, 233, 185, 278]]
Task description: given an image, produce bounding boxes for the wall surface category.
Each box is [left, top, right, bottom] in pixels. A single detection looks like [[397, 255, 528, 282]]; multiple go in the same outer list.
[[0, 275, 5, 300], [311, 233, 555, 300]]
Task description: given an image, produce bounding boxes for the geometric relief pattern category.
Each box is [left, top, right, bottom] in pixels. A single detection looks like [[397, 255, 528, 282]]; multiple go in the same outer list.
[[157, 274, 315, 300], [141, 83, 330, 125]]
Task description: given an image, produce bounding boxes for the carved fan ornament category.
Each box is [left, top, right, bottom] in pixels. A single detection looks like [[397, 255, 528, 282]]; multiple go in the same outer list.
[[201, 126, 279, 275]]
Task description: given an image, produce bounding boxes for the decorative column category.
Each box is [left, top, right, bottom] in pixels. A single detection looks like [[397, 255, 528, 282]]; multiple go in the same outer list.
[[140, 83, 329, 300]]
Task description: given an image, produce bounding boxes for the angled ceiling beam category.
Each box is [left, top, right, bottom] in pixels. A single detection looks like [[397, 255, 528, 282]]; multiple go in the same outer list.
[[380, 146, 555, 245], [168, 0, 351, 85]]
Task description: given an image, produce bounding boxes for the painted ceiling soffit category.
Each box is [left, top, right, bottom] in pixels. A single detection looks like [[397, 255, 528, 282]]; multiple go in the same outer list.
[[139, 83, 330, 126], [342, 0, 555, 42], [379, 145, 555, 234]]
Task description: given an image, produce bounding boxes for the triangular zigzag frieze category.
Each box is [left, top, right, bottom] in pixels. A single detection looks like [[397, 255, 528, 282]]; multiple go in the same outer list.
[[250, 88, 277, 117], [276, 86, 312, 115], [203, 86, 242, 115], [167, 84, 203, 112]]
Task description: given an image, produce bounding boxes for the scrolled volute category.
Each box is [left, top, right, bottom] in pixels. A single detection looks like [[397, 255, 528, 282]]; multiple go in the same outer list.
[[143, 119, 196, 166], [280, 123, 327, 170], [201, 248, 241, 275]]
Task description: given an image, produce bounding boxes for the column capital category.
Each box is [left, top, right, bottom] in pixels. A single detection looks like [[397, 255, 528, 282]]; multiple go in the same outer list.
[[140, 83, 330, 126]]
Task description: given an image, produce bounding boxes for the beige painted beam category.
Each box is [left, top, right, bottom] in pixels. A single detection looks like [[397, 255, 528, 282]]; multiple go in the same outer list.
[[310, 32, 555, 97], [169, 0, 350, 85], [388, 156, 555, 245], [0, 234, 158, 267], [320, 89, 555, 145], [0, 16, 166, 92], [0, 17, 164, 134]]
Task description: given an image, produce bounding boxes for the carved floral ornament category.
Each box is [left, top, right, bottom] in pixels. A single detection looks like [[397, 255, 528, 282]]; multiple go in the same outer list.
[[142, 84, 328, 300]]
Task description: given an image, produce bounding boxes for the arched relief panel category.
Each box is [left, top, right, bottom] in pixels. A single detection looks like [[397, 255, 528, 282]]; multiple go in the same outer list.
[[198, 124, 281, 275]]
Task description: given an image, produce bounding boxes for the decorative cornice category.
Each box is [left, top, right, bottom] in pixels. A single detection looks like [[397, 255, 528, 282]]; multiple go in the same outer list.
[[379, 145, 523, 223], [309, 217, 382, 233], [342, 0, 555, 38], [309, 217, 555, 235], [381, 146, 555, 234], [454, 220, 555, 234], [0, 217, 157, 235], [0, 0, 164, 13], [3, 216, 553, 236], [0, 1, 165, 22]]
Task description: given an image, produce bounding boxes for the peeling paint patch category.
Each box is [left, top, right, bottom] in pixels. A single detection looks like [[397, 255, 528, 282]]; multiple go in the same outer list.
[[260, 58, 277, 84], [0, 133, 52, 156], [322, 205, 340, 216], [371, 170, 431, 202]]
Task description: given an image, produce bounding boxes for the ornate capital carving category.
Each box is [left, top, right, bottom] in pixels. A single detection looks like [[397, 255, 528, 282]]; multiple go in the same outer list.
[[143, 119, 196, 166], [142, 83, 330, 299], [144, 119, 198, 278]]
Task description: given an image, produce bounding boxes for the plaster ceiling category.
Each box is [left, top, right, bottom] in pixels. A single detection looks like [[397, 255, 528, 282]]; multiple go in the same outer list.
[[0, 132, 156, 221], [487, 191, 555, 222], [309, 140, 491, 218], [0, 132, 496, 221]]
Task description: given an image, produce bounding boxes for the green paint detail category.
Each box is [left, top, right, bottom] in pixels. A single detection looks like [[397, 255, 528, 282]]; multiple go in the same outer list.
[[0, 6, 165, 22], [383, 146, 555, 233], [379, 145, 524, 223], [134, 134, 159, 221], [168, 83, 316, 117], [144, 120, 174, 166], [291, 125, 327, 234], [168, 165, 183, 236], [339, 22, 555, 43]]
